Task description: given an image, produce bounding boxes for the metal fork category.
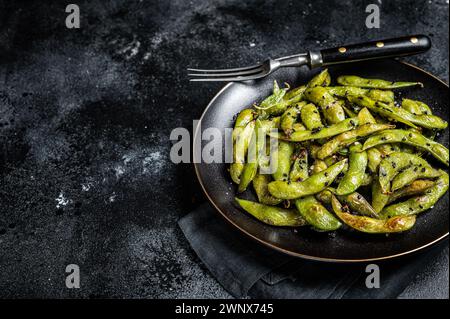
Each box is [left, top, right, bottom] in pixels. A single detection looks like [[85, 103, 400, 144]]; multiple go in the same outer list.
[[188, 35, 431, 82]]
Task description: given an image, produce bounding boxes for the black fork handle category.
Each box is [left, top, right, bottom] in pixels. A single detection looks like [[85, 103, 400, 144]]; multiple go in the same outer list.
[[315, 35, 431, 67]]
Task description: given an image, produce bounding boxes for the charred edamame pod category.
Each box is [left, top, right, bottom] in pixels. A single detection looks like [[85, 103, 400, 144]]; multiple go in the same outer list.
[[391, 165, 442, 191], [363, 129, 449, 166], [271, 140, 295, 181], [295, 196, 341, 231], [378, 152, 432, 193], [388, 180, 436, 204], [336, 143, 368, 195], [337, 192, 379, 218], [382, 172, 449, 218], [268, 160, 347, 200], [331, 195, 416, 233], [348, 96, 448, 130], [289, 148, 309, 182], [304, 87, 346, 124], [300, 103, 323, 131], [280, 102, 307, 135], [367, 148, 382, 173], [402, 98, 433, 115], [235, 198, 307, 226], [269, 118, 359, 142], [337, 75, 422, 89], [252, 174, 283, 206]]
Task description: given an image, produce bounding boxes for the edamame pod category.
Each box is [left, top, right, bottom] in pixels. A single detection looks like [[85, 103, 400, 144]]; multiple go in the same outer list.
[[304, 87, 346, 124], [280, 102, 306, 135], [391, 165, 442, 191], [348, 96, 448, 130], [388, 180, 436, 204], [316, 123, 394, 159], [331, 195, 416, 233], [363, 129, 449, 166], [300, 103, 323, 130], [336, 143, 368, 195], [235, 198, 307, 227], [307, 69, 331, 88], [367, 148, 382, 173], [272, 141, 295, 181], [372, 178, 390, 213], [295, 196, 341, 231], [378, 152, 432, 193], [269, 118, 359, 142], [337, 75, 422, 89], [366, 89, 395, 103], [268, 160, 347, 200], [257, 81, 289, 118], [357, 107, 377, 124], [284, 85, 307, 104], [402, 98, 433, 115], [252, 174, 283, 205], [326, 87, 394, 103], [289, 148, 309, 182], [382, 172, 449, 217], [337, 192, 379, 218]]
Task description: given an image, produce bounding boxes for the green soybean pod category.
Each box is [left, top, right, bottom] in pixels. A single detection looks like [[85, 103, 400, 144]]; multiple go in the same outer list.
[[284, 85, 307, 104], [372, 178, 390, 213], [382, 171, 449, 218], [289, 148, 309, 182], [235, 198, 307, 227], [337, 192, 379, 218], [378, 152, 432, 194], [402, 98, 433, 115], [336, 143, 368, 195], [280, 102, 306, 135], [357, 107, 377, 124], [367, 148, 382, 173], [272, 140, 295, 181], [366, 89, 395, 103], [307, 69, 331, 88], [337, 75, 422, 89], [268, 159, 347, 200], [362, 129, 449, 166], [304, 87, 346, 124], [300, 103, 323, 131], [391, 166, 442, 191], [331, 195, 416, 234], [269, 118, 359, 142], [311, 159, 328, 174], [252, 173, 283, 205], [295, 196, 341, 231], [257, 81, 288, 119], [388, 180, 436, 204]]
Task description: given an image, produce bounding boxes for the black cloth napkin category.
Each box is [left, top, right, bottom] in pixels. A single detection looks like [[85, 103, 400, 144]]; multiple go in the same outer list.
[[178, 203, 447, 299]]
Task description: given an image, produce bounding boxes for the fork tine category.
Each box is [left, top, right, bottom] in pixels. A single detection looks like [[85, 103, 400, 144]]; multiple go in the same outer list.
[[187, 63, 262, 74], [188, 66, 264, 77], [189, 70, 267, 82]]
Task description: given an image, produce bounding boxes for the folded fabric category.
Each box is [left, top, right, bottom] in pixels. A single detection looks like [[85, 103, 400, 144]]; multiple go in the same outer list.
[[178, 202, 447, 299]]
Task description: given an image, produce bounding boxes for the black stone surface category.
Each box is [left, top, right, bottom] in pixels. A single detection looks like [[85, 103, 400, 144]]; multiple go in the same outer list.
[[0, 0, 448, 298]]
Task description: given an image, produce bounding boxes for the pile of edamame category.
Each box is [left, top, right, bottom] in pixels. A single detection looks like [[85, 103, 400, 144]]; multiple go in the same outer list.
[[231, 69, 449, 234]]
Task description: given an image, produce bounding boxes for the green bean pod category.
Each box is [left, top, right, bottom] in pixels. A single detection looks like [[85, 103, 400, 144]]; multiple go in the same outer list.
[[391, 165, 442, 191], [271, 140, 295, 181], [336, 143, 368, 195], [269, 118, 359, 142], [252, 174, 283, 205], [316, 123, 394, 160], [331, 195, 416, 233], [363, 129, 449, 166], [378, 152, 432, 194], [402, 98, 433, 115], [337, 75, 422, 89], [382, 171, 449, 218], [268, 160, 347, 200], [300, 103, 323, 130], [235, 198, 307, 227], [289, 148, 309, 182], [388, 180, 436, 204], [348, 96, 448, 130], [280, 102, 306, 135], [295, 196, 341, 231], [304, 87, 346, 124]]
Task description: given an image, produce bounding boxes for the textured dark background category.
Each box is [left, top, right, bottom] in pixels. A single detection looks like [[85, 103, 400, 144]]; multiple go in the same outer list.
[[0, 0, 448, 298]]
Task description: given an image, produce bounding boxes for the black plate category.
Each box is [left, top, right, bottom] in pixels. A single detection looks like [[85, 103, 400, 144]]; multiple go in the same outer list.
[[193, 60, 449, 262]]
